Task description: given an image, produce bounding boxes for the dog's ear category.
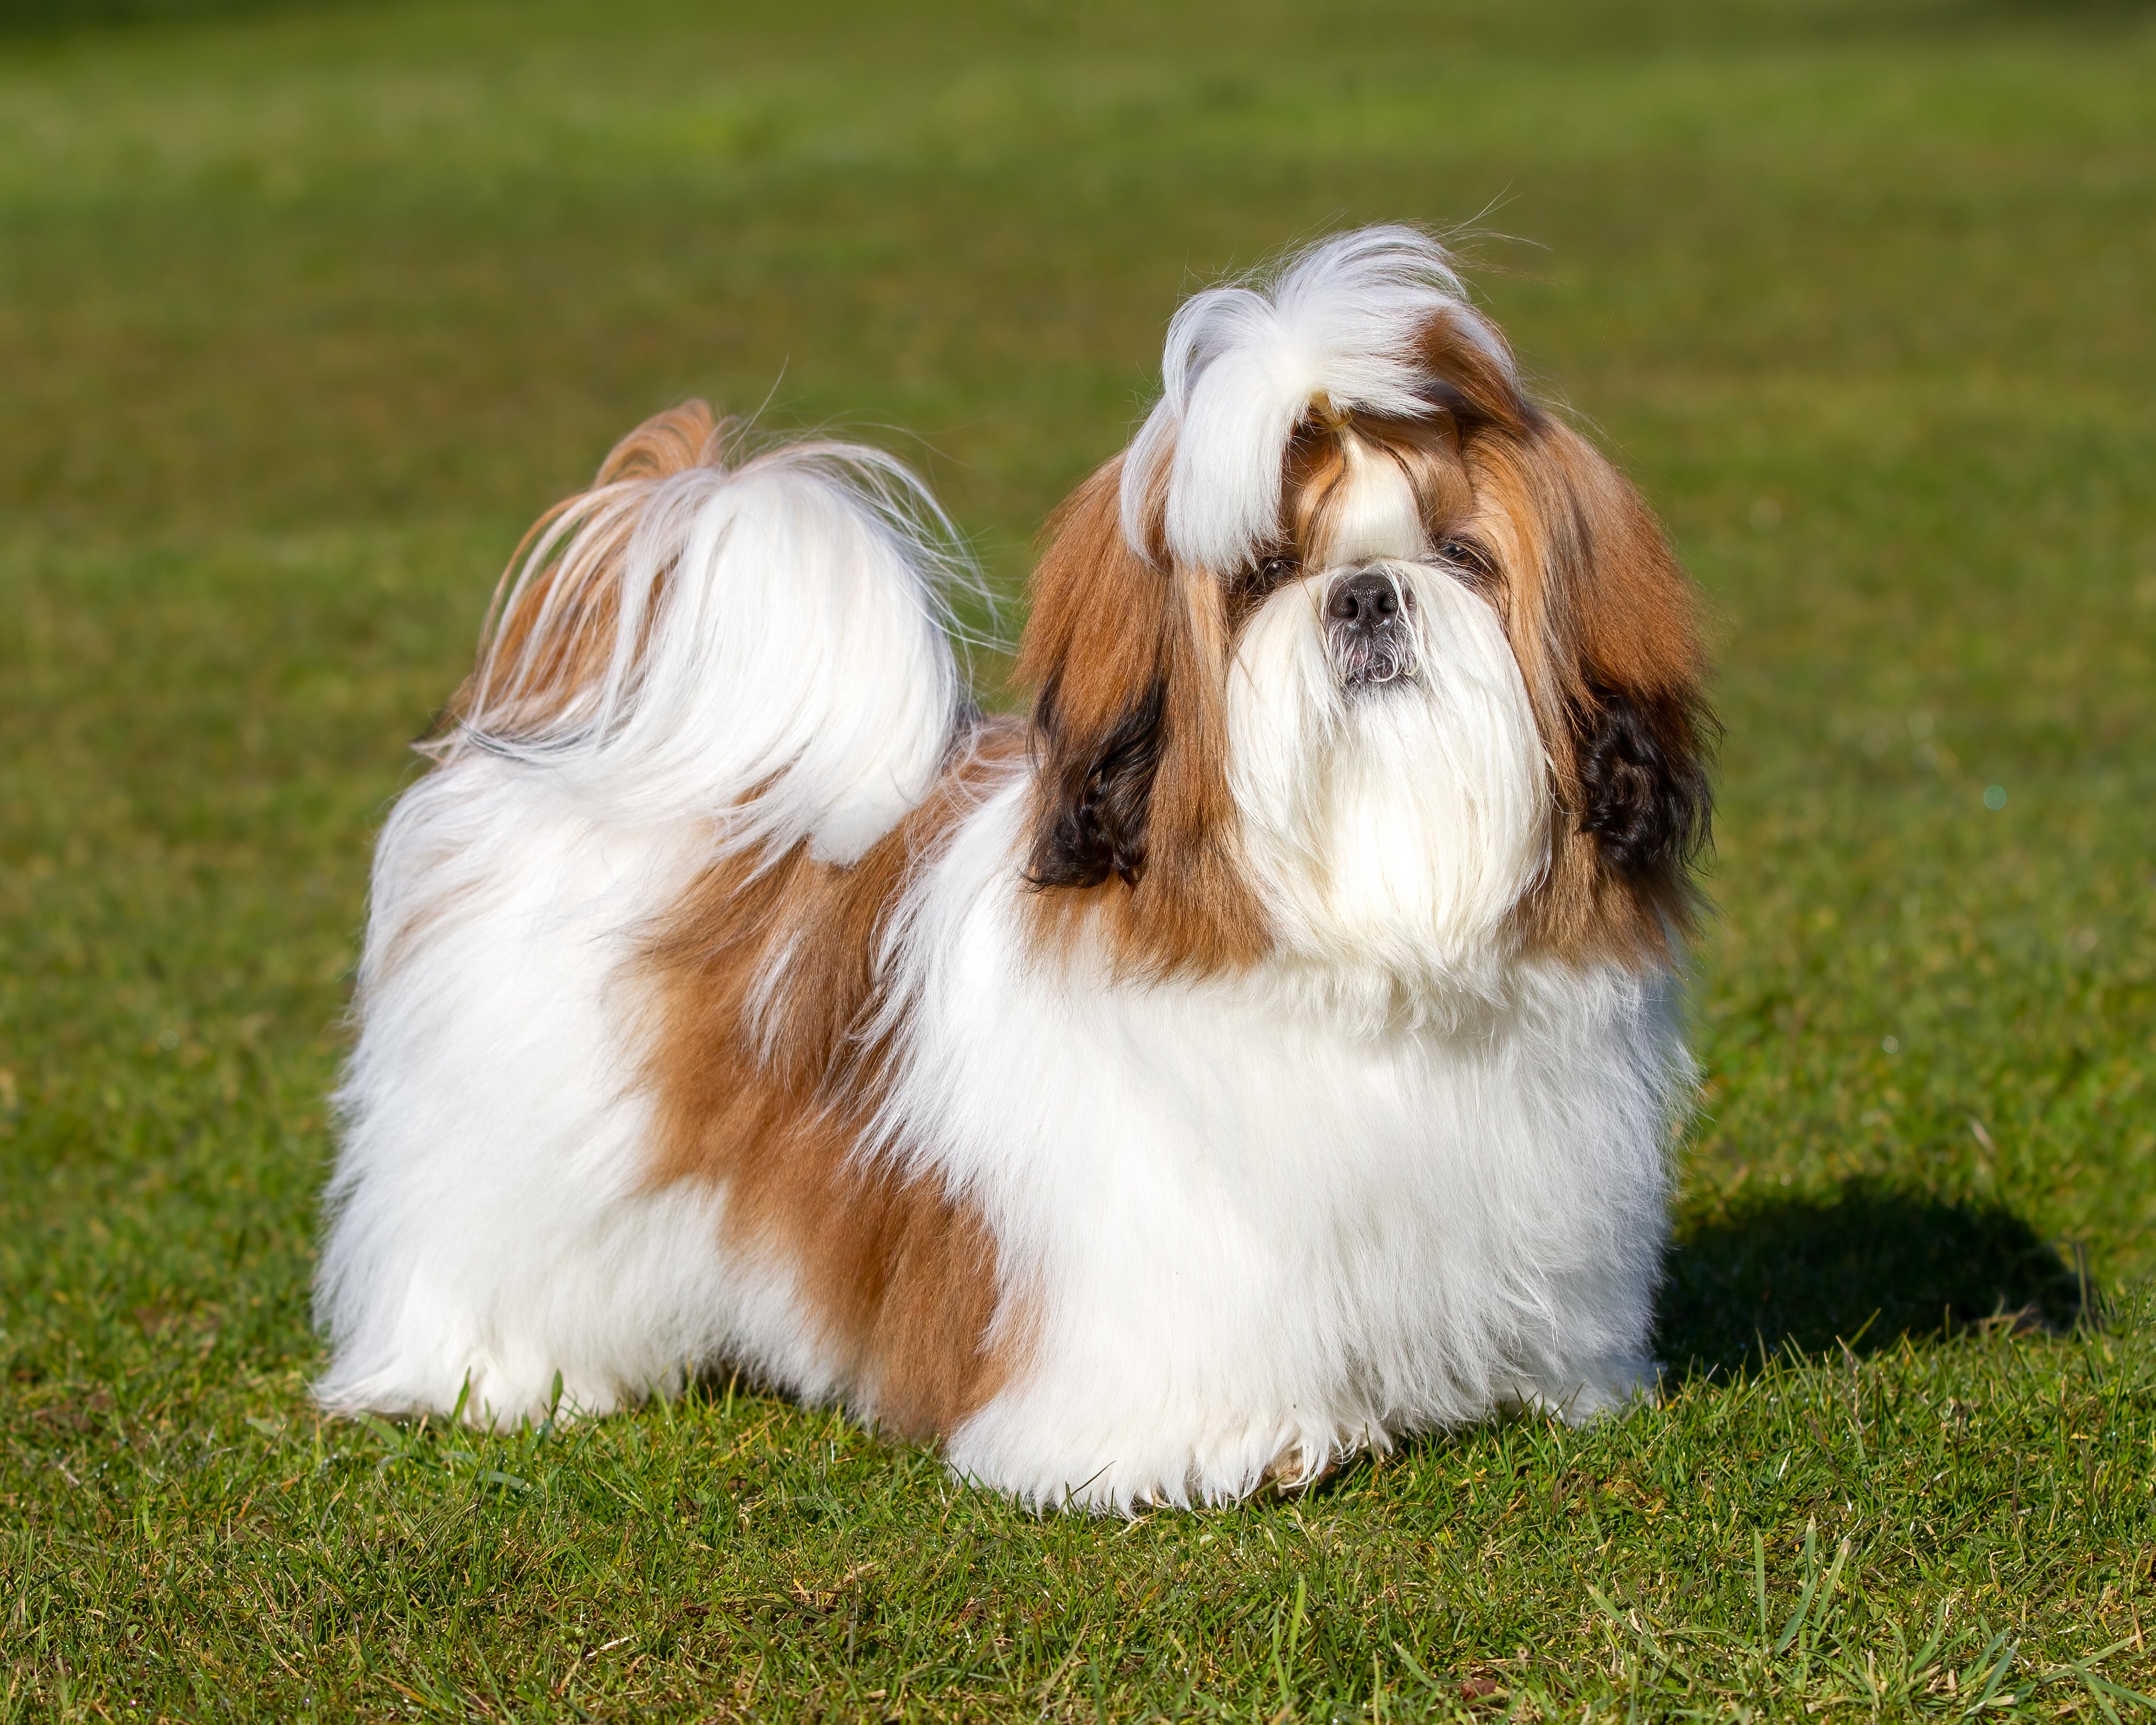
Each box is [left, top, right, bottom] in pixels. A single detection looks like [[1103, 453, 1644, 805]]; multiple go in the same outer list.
[[1016, 457, 1177, 892], [1474, 417, 1714, 954], [1013, 454, 1267, 974], [1519, 420, 1713, 888], [1555, 434, 1712, 896]]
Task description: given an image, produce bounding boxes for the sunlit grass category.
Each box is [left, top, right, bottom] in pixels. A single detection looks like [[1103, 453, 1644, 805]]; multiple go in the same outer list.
[[3, 0, 2154, 1716]]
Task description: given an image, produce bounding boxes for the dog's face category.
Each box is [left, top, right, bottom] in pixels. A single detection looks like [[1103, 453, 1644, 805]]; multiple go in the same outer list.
[[1220, 411, 1551, 992], [1019, 230, 1710, 989]]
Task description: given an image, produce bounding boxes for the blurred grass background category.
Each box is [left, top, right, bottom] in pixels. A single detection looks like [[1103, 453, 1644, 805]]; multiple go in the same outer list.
[[2, 0, 2154, 1717]]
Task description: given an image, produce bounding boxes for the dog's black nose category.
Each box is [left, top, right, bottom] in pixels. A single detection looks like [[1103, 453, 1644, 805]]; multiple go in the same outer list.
[[1327, 570, 1400, 629], [1325, 567, 1418, 687]]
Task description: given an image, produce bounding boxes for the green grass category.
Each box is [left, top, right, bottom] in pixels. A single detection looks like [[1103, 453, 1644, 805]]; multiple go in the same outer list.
[[3, 0, 2155, 1716]]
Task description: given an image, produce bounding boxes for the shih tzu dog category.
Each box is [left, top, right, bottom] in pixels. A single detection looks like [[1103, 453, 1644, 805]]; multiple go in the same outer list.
[[314, 227, 1711, 1510]]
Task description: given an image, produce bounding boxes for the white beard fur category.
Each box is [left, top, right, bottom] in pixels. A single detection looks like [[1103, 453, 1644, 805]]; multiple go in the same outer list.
[[1224, 481, 1552, 1016]]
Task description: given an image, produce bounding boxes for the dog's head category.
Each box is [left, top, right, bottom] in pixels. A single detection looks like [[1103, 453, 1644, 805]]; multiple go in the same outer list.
[[1019, 227, 1712, 990]]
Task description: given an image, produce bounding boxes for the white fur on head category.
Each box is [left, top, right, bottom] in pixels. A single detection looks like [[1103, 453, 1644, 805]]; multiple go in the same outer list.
[[1119, 226, 1515, 573]]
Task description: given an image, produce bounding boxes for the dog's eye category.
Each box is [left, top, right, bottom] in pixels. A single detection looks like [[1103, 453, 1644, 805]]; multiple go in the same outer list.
[[1238, 555, 1299, 597], [1438, 537, 1497, 583]]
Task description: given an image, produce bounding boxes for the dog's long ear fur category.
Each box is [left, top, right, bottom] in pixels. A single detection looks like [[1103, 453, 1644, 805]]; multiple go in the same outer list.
[[1545, 424, 1713, 888], [1015, 457, 1267, 976], [1019, 460, 1174, 891], [1476, 418, 1714, 961]]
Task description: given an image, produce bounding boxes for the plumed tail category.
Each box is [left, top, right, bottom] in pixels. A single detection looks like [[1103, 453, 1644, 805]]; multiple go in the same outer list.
[[444, 400, 981, 863]]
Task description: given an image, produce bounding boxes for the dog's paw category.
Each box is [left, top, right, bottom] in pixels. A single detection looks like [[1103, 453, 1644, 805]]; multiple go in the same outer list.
[[1259, 1440, 1340, 1497], [1508, 1358, 1662, 1426]]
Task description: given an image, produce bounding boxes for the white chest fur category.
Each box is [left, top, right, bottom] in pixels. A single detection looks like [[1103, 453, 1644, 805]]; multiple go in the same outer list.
[[881, 784, 1685, 1510]]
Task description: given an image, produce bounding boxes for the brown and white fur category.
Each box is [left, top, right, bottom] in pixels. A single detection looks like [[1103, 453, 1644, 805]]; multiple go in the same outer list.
[[314, 227, 1712, 1510]]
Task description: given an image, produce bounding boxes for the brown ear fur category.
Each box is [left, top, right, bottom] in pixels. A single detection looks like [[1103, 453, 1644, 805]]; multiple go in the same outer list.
[[1472, 419, 1713, 963], [1015, 458, 1268, 977]]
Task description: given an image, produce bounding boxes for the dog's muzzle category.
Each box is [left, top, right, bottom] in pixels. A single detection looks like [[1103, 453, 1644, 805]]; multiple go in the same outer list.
[[1326, 568, 1418, 688]]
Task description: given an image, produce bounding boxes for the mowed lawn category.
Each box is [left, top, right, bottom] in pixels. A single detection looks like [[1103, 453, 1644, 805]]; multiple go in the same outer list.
[[3, 0, 2154, 1717]]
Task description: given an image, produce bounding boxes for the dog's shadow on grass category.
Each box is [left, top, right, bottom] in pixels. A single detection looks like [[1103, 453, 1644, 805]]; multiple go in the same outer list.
[[1654, 1181, 2085, 1375], [1303, 1184, 2085, 1506]]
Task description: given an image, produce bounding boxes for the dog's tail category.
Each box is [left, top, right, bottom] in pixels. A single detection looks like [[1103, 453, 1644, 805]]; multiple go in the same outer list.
[[442, 400, 979, 862]]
